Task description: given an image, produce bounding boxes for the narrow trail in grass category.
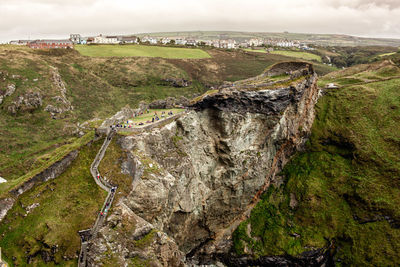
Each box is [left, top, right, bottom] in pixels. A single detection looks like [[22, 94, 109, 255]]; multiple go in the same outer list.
[[78, 129, 117, 267], [340, 75, 400, 88]]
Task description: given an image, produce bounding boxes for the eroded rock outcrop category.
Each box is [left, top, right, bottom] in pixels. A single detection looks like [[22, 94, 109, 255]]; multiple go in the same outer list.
[[86, 62, 321, 266], [7, 91, 43, 115], [45, 66, 73, 118]]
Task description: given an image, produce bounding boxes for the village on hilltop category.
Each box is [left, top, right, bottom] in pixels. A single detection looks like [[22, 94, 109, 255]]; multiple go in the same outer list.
[[9, 33, 314, 51]]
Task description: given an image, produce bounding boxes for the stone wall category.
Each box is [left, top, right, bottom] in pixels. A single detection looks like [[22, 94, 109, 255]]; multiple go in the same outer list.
[[0, 149, 79, 223]]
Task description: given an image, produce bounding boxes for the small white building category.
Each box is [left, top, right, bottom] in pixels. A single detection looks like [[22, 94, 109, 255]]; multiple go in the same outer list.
[[94, 35, 118, 44], [211, 40, 220, 48], [219, 39, 237, 49], [277, 40, 294, 47], [186, 39, 197, 46], [175, 38, 187, 46], [248, 38, 264, 47], [9, 40, 30, 45], [141, 36, 158, 44], [70, 34, 81, 44], [160, 37, 171, 44], [119, 36, 138, 44]]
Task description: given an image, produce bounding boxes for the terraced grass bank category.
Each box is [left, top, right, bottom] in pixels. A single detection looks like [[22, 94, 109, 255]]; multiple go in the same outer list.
[[0, 140, 107, 266], [75, 44, 211, 59], [233, 61, 400, 266]]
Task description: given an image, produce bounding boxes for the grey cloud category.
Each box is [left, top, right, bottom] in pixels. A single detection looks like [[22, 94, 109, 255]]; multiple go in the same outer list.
[[326, 0, 400, 9], [0, 0, 400, 42]]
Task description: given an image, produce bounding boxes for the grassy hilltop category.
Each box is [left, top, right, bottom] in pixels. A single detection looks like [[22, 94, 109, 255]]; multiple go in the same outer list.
[[233, 59, 400, 266]]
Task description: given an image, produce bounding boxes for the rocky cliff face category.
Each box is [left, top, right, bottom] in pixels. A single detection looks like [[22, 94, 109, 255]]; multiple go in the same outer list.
[[86, 62, 321, 266]]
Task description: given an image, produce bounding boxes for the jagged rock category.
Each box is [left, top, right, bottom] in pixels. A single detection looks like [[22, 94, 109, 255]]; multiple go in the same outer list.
[[48, 66, 73, 113], [0, 198, 15, 222], [26, 203, 40, 214], [5, 84, 16, 96], [88, 63, 322, 265], [7, 91, 42, 115], [87, 203, 185, 267], [45, 104, 63, 114]]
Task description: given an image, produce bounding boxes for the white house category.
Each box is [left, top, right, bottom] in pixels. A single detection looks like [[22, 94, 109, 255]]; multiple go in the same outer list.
[[175, 38, 187, 46], [141, 36, 158, 44], [248, 38, 264, 47], [94, 35, 119, 44], [160, 37, 171, 44], [186, 39, 197, 46], [276, 40, 297, 47], [119, 36, 138, 44], [70, 34, 81, 44], [219, 39, 237, 49]]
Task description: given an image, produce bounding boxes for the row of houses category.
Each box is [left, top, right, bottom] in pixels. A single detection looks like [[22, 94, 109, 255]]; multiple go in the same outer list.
[[70, 34, 139, 45], [9, 39, 73, 49], [9, 33, 314, 51]]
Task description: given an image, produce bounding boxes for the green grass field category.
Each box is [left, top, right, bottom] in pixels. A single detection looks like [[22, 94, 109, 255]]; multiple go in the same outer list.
[[75, 45, 211, 59], [244, 48, 322, 62], [270, 50, 322, 62], [378, 52, 397, 57]]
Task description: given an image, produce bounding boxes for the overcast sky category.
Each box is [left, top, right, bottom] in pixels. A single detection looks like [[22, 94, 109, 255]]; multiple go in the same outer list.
[[1, 0, 400, 42]]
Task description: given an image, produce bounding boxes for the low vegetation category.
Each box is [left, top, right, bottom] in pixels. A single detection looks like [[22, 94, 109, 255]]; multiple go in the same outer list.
[[0, 139, 107, 266], [270, 50, 321, 62], [233, 61, 400, 266], [98, 138, 132, 200]]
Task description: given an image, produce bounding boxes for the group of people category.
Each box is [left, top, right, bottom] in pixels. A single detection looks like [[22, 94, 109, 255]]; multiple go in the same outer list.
[[110, 110, 175, 129], [100, 186, 117, 216]]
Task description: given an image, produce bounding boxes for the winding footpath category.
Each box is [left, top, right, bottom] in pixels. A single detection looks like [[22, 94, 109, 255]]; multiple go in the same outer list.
[[78, 129, 117, 267]]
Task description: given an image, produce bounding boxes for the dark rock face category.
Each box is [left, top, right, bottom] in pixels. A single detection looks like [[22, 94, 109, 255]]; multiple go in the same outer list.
[[216, 245, 335, 267], [191, 86, 302, 116]]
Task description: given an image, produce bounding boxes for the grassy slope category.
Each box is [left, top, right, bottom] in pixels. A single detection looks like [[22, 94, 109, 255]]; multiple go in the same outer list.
[[75, 44, 211, 59], [0, 139, 107, 266], [233, 61, 400, 266], [270, 50, 322, 62], [244, 49, 322, 62], [1, 45, 323, 266]]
